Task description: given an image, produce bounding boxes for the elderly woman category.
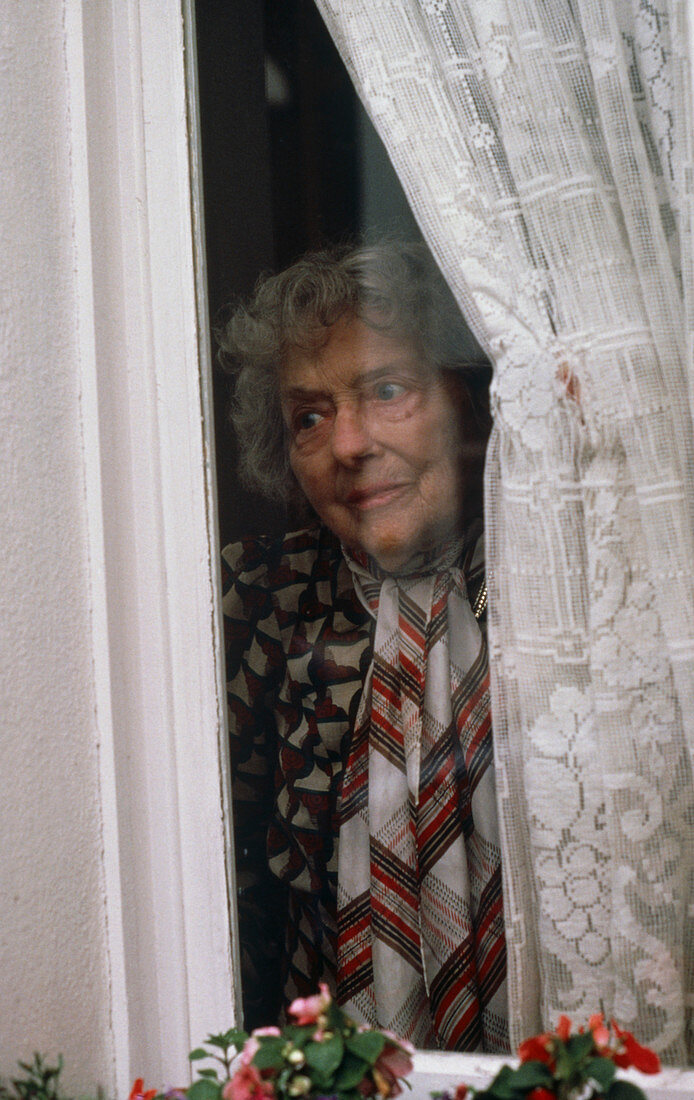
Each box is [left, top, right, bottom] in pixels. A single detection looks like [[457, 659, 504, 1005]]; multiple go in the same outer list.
[[221, 242, 507, 1053]]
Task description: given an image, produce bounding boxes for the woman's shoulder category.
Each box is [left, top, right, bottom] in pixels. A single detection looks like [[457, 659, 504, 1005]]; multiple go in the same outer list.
[[221, 524, 343, 599]]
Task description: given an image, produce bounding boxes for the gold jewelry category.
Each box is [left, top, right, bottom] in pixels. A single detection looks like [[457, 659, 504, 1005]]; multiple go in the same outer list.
[[471, 579, 487, 620]]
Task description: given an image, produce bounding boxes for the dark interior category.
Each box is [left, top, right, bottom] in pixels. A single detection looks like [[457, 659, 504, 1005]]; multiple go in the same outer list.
[[195, 0, 421, 548]]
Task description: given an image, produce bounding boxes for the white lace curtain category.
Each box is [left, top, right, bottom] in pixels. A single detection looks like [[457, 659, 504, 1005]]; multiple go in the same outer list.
[[314, 0, 694, 1062]]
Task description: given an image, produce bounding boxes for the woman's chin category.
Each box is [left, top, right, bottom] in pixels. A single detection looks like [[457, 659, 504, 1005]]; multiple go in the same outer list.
[[350, 523, 439, 573], [322, 498, 462, 573]]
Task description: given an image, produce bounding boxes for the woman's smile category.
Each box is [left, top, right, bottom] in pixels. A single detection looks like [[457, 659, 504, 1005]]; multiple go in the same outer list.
[[344, 482, 410, 508]]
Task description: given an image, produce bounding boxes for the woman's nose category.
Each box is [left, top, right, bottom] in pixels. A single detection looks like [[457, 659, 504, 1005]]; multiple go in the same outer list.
[[330, 401, 377, 464]]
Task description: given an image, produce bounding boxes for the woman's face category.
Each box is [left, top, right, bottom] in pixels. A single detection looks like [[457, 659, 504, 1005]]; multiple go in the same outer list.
[[280, 315, 465, 572]]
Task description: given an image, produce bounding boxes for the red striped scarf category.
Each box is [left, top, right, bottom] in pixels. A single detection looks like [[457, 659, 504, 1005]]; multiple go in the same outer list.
[[336, 531, 507, 1051]]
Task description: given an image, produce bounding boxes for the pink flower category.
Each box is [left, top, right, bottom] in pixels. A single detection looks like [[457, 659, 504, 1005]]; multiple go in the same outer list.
[[588, 1012, 610, 1050], [288, 982, 332, 1026], [223, 1065, 275, 1100], [239, 1037, 260, 1067], [240, 1028, 283, 1068]]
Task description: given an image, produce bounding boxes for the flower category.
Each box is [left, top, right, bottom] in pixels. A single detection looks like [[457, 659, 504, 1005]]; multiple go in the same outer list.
[[611, 1022, 661, 1074], [518, 1013, 602, 1074], [588, 1012, 610, 1050], [436, 1089, 468, 1100], [517, 1033, 554, 1067], [556, 1015, 572, 1042], [500, 1015, 659, 1100], [240, 1028, 282, 1068], [223, 1064, 275, 1100], [239, 1037, 260, 1067], [370, 1042, 415, 1098], [130, 1079, 157, 1100], [287, 982, 331, 1026], [129, 1006, 658, 1100]]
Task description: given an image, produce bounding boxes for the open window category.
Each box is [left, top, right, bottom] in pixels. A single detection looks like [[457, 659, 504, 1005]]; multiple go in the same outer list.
[[67, 0, 694, 1094], [196, 0, 498, 1042]]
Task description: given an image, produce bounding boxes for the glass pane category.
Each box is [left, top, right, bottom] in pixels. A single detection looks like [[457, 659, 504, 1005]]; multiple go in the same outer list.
[[196, 0, 496, 1046]]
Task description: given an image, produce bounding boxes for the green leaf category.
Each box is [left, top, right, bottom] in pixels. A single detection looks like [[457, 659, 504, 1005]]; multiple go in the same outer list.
[[188, 1050, 209, 1062], [305, 1071, 331, 1093], [282, 1026, 309, 1047], [195, 1070, 220, 1080], [334, 1053, 370, 1091], [507, 1061, 553, 1090], [607, 1081, 649, 1100], [566, 1032, 595, 1062], [482, 1065, 524, 1099], [206, 1030, 248, 1052], [585, 1057, 617, 1090], [553, 1041, 573, 1081], [326, 1002, 348, 1033], [304, 1034, 345, 1077], [187, 1079, 221, 1100], [344, 1032, 386, 1064], [253, 1039, 286, 1071]]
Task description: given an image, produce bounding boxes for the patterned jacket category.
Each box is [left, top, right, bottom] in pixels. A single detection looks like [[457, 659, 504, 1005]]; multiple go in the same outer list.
[[222, 523, 494, 1030], [222, 525, 372, 1024]]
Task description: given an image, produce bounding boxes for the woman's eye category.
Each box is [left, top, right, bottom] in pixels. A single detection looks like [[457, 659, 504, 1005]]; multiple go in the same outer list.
[[296, 409, 324, 431], [375, 381, 407, 401]]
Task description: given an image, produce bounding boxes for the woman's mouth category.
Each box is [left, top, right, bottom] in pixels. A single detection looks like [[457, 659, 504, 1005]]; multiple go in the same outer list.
[[345, 483, 409, 510]]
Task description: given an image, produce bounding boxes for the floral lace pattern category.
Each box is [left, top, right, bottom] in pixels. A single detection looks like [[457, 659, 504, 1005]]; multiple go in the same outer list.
[[315, 0, 694, 1061]]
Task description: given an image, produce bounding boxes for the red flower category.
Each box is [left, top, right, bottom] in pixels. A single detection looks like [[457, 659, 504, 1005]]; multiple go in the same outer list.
[[518, 1034, 554, 1068], [130, 1080, 157, 1100], [528, 1090, 556, 1100], [611, 1022, 661, 1075], [555, 1016, 572, 1042], [453, 1087, 468, 1100]]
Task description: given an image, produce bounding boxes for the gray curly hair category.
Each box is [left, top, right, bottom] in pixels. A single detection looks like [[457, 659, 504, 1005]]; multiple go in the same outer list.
[[218, 241, 489, 505]]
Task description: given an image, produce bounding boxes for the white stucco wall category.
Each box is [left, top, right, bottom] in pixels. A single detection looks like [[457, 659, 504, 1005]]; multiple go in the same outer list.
[[0, 4, 113, 1092]]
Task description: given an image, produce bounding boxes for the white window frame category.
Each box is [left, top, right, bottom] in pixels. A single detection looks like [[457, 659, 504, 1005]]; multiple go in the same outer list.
[[65, 2, 238, 1092], [65, 1, 694, 1096]]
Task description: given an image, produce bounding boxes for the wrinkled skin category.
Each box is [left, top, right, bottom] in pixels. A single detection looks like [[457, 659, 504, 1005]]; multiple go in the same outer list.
[[281, 315, 467, 572]]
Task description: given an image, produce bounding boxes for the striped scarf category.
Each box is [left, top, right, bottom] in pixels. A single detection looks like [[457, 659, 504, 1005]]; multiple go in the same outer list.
[[335, 529, 508, 1051]]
